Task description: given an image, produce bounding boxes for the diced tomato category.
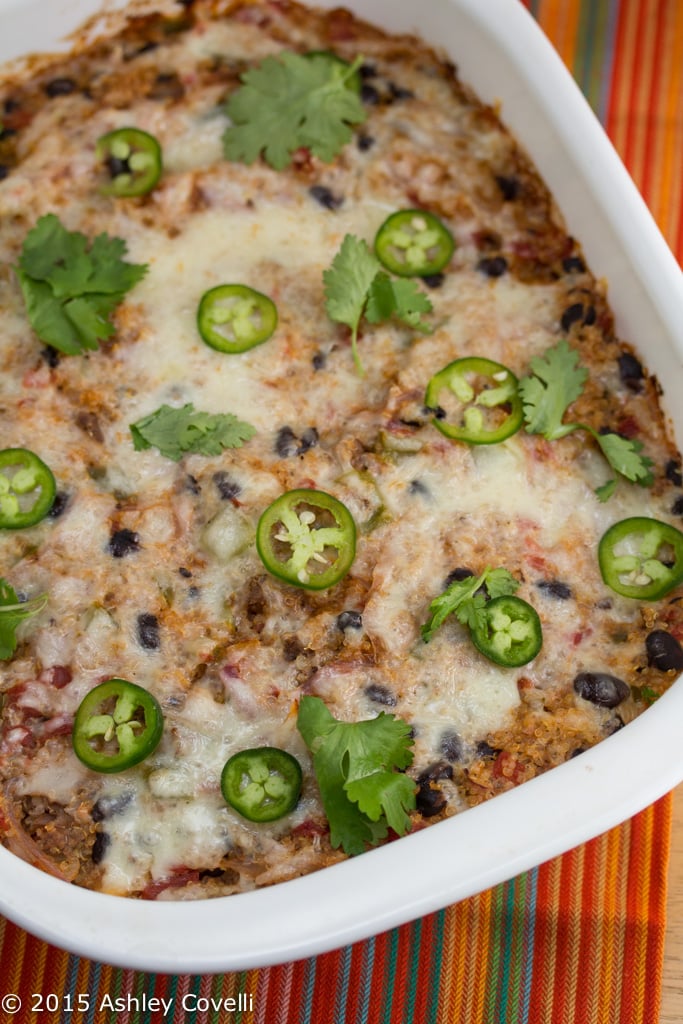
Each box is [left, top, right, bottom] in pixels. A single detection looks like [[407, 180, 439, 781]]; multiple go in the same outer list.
[[492, 751, 526, 784], [140, 868, 201, 900]]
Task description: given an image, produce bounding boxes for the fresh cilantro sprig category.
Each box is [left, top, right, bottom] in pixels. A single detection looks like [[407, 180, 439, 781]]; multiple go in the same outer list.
[[323, 234, 433, 373], [297, 695, 416, 855], [0, 579, 47, 661], [421, 566, 519, 643], [15, 213, 148, 355], [223, 51, 367, 170], [519, 340, 588, 440], [130, 403, 256, 461], [519, 340, 654, 499]]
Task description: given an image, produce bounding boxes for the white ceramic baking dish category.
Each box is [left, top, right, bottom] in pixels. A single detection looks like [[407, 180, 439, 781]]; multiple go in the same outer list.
[[0, 0, 682, 974]]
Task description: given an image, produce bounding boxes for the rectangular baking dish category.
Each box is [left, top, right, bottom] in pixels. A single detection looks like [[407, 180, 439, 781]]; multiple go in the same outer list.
[[0, 0, 682, 973]]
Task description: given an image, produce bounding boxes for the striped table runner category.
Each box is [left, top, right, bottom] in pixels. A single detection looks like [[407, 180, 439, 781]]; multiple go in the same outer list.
[[1, 1, 681, 1021]]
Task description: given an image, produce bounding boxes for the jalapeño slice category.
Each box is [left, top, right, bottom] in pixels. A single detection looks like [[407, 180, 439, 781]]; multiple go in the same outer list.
[[221, 746, 302, 823], [374, 209, 454, 277], [0, 448, 56, 529], [257, 489, 356, 590], [96, 127, 162, 197], [598, 517, 683, 600], [425, 357, 523, 444], [72, 679, 163, 773], [198, 284, 278, 354], [471, 595, 542, 667]]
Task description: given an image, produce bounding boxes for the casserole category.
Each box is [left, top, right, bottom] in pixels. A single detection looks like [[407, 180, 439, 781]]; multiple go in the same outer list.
[[0, 0, 682, 973]]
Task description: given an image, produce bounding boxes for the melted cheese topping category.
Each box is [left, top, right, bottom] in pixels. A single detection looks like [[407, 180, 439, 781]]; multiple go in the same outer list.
[[1, 0, 681, 898]]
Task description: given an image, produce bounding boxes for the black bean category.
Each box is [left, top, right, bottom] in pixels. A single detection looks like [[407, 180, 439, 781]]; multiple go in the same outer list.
[[91, 791, 133, 821], [44, 77, 77, 97], [617, 352, 644, 392], [312, 350, 327, 370], [108, 528, 141, 558], [213, 471, 240, 501], [298, 427, 319, 453], [444, 567, 475, 587], [536, 579, 572, 600], [137, 612, 160, 650], [388, 82, 414, 101], [0, 165, 8, 181], [274, 426, 299, 458], [40, 345, 61, 368], [359, 63, 378, 79], [672, 496, 683, 517], [418, 761, 454, 783], [560, 302, 585, 331], [562, 255, 586, 274], [425, 403, 446, 420], [495, 174, 519, 201], [309, 184, 343, 210], [422, 273, 445, 289], [360, 83, 380, 105], [415, 762, 453, 818], [583, 305, 596, 326], [365, 683, 396, 706], [476, 741, 500, 758], [573, 671, 630, 708], [178, 566, 192, 578], [439, 729, 464, 762], [416, 785, 447, 817], [646, 630, 683, 672], [185, 474, 201, 495], [336, 610, 362, 631], [3, 98, 19, 114], [409, 479, 429, 497], [665, 460, 683, 487], [46, 491, 70, 519], [274, 425, 318, 457], [91, 831, 111, 864], [357, 134, 375, 152], [477, 255, 508, 278]]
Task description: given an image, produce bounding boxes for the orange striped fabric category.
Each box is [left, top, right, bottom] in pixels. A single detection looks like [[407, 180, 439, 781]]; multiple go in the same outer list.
[[0, 1, 681, 1021], [529, 0, 683, 257]]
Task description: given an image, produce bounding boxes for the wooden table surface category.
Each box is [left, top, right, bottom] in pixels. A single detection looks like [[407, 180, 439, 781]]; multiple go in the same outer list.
[[660, 785, 683, 1021]]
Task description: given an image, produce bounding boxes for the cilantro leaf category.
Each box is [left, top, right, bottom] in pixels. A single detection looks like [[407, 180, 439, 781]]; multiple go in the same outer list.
[[323, 234, 382, 374], [421, 566, 519, 643], [519, 340, 654, 498], [518, 340, 588, 440], [0, 579, 47, 661], [323, 235, 433, 374], [297, 695, 415, 855], [365, 272, 433, 331], [130, 403, 256, 461], [594, 478, 618, 503], [15, 214, 147, 355], [223, 51, 366, 170], [591, 430, 654, 487]]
